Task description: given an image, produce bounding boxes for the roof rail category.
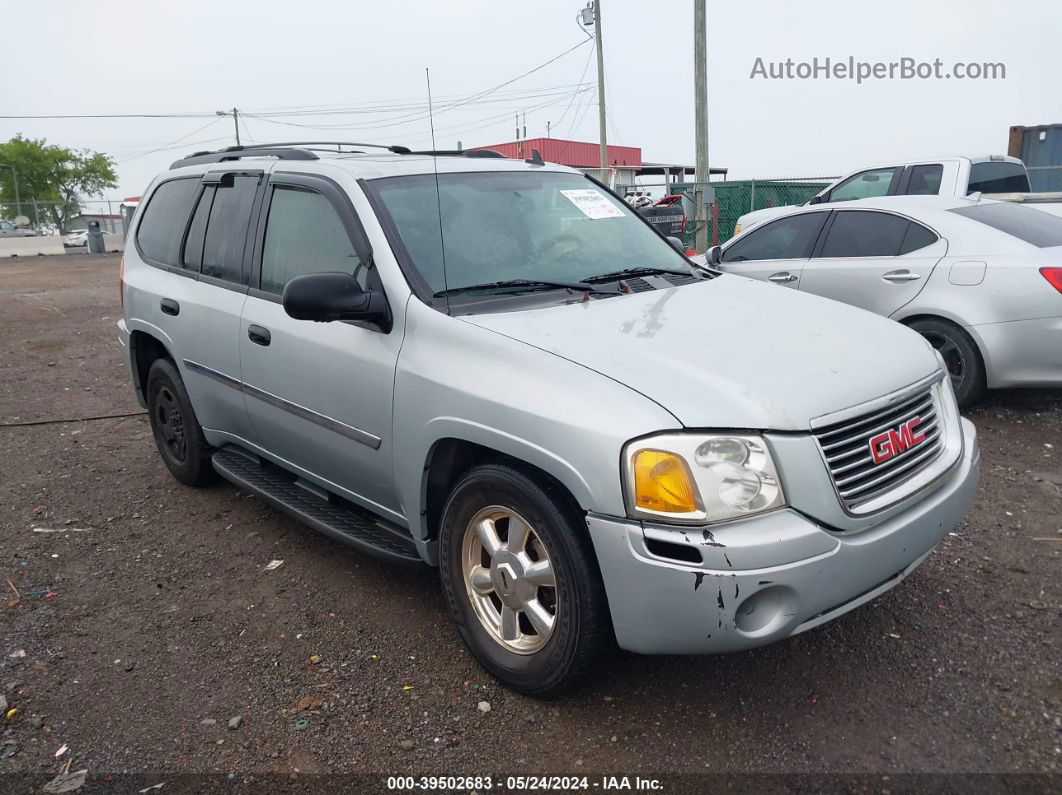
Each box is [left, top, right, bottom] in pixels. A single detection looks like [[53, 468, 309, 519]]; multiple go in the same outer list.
[[170, 141, 415, 169], [171, 145, 319, 169]]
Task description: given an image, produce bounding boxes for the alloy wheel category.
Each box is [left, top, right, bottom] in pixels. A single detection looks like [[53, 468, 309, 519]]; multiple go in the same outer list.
[[922, 330, 965, 391], [461, 506, 559, 654]]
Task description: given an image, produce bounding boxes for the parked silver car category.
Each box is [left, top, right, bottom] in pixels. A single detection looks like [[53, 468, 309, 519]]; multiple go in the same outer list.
[[0, 219, 35, 237], [701, 195, 1062, 406], [118, 144, 979, 695]]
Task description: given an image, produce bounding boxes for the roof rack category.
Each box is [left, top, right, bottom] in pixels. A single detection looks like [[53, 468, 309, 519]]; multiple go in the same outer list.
[[170, 141, 414, 169], [170, 142, 540, 170]]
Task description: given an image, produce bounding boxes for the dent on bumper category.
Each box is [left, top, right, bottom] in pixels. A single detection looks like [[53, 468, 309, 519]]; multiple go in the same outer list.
[[588, 418, 980, 655]]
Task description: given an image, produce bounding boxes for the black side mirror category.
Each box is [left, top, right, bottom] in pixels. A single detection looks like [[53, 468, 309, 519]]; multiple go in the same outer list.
[[807, 195, 824, 205], [667, 236, 684, 252], [707, 245, 722, 265], [283, 272, 388, 326]]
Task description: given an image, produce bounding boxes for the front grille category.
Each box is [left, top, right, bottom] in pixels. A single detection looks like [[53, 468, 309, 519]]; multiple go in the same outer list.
[[813, 385, 943, 512]]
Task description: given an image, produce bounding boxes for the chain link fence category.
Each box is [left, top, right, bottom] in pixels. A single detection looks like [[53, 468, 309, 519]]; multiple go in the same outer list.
[[619, 177, 838, 249], [0, 198, 131, 238]]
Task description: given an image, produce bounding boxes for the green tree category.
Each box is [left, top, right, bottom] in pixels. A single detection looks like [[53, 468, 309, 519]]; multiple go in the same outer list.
[[0, 135, 118, 231]]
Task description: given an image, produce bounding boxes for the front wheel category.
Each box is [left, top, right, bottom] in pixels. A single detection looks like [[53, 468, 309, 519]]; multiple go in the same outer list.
[[908, 318, 986, 409], [438, 463, 612, 697]]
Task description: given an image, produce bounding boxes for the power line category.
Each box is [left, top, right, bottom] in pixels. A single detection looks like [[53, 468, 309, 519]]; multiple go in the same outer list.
[[553, 44, 596, 131], [115, 118, 225, 164], [0, 112, 216, 120], [1, 41, 591, 126]]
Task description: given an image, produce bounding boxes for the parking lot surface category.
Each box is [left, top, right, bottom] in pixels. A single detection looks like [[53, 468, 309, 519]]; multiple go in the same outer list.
[[1, 255, 1059, 785]]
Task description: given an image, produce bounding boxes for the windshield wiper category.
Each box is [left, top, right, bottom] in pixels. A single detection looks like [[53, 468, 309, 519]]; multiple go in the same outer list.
[[581, 266, 689, 282], [433, 279, 620, 298]]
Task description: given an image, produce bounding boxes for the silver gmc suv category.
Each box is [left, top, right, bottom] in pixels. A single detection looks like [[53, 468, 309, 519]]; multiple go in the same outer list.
[[118, 142, 980, 696]]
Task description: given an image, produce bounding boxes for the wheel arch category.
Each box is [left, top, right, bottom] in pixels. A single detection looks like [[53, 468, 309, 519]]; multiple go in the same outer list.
[[128, 328, 176, 407], [896, 312, 992, 374], [418, 435, 590, 549]]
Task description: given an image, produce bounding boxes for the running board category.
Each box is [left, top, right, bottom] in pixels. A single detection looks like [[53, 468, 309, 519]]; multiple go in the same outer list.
[[211, 447, 424, 568]]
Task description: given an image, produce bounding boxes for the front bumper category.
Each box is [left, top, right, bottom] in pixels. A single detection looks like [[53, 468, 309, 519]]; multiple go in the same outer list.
[[588, 418, 979, 655]]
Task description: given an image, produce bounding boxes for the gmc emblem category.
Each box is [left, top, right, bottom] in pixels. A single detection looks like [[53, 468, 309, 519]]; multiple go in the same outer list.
[[869, 416, 926, 464]]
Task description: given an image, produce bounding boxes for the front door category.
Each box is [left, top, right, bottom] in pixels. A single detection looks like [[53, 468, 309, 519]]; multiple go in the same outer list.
[[797, 209, 946, 317], [718, 210, 829, 289], [238, 174, 404, 521]]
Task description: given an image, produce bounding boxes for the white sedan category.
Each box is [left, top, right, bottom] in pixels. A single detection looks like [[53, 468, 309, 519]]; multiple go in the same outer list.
[[63, 229, 89, 247], [697, 194, 1062, 407]]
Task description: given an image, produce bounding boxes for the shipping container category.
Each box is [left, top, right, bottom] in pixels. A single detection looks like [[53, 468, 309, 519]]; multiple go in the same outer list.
[[1008, 123, 1062, 191], [468, 137, 641, 168]]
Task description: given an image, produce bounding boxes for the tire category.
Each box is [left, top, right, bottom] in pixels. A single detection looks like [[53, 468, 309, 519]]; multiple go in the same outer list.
[[145, 358, 217, 486], [438, 463, 612, 697], [908, 318, 986, 409]]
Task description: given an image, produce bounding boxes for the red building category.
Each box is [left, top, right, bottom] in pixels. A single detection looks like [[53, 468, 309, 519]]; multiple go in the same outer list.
[[468, 137, 641, 168]]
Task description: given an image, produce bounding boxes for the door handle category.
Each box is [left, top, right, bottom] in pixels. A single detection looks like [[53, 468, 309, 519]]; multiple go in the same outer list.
[[882, 270, 921, 283], [247, 324, 271, 346], [768, 272, 798, 283], [160, 298, 180, 316]]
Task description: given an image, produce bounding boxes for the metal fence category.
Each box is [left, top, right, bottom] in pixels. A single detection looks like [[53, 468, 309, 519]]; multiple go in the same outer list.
[[0, 198, 130, 236], [709, 177, 836, 240], [619, 177, 838, 249]]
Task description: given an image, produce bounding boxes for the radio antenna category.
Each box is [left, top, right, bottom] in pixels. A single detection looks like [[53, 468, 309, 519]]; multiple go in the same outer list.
[[426, 67, 450, 310]]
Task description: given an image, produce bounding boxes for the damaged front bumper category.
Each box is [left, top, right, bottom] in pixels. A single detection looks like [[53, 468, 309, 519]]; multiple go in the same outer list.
[[587, 418, 979, 655]]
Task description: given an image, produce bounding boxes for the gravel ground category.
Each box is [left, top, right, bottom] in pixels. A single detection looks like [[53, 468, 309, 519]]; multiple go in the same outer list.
[[0, 255, 1059, 790]]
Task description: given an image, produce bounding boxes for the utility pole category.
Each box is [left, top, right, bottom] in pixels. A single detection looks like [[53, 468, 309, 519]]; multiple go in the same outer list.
[[216, 108, 241, 146], [594, 0, 607, 170], [693, 0, 710, 252]]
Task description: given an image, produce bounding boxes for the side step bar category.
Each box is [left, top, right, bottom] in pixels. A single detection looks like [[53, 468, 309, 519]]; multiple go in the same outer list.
[[212, 447, 424, 568]]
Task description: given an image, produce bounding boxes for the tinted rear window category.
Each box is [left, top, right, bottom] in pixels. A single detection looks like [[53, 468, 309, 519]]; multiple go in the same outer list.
[[967, 162, 1030, 194], [182, 185, 214, 272], [202, 175, 259, 282], [136, 178, 199, 266], [899, 222, 938, 254], [951, 202, 1062, 247], [820, 211, 910, 258], [905, 164, 943, 196]]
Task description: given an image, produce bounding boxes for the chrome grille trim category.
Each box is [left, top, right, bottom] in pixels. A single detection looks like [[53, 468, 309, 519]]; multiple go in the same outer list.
[[812, 378, 945, 513]]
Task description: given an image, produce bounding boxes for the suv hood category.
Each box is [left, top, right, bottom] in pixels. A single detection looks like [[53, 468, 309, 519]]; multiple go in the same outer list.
[[462, 275, 940, 430]]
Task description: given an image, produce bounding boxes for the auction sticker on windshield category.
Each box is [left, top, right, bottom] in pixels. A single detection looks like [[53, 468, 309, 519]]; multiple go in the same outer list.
[[560, 189, 624, 219]]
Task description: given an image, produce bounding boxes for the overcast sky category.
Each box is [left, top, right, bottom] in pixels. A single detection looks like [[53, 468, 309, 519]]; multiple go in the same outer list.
[[3, 0, 1059, 199]]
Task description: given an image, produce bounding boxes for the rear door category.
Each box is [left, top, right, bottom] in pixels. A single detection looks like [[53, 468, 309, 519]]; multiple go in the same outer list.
[[797, 209, 946, 317], [718, 210, 829, 288], [238, 172, 403, 519], [149, 170, 264, 441]]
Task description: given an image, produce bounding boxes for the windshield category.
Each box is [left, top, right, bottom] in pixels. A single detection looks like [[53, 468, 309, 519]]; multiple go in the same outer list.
[[369, 171, 690, 296]]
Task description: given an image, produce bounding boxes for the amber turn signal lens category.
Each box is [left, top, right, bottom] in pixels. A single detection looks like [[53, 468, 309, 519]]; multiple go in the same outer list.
[[632, 450, 698, 513]]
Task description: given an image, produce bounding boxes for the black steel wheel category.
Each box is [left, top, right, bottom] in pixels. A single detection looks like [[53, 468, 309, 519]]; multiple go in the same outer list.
[[146, 358, 216, 486]]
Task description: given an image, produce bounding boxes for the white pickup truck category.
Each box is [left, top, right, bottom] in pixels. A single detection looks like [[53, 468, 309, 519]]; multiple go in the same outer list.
[[735, 155, 1062, 236]]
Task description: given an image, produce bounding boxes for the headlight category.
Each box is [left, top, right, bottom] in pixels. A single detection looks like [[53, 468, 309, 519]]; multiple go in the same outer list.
[[623, 433, 786, 524]]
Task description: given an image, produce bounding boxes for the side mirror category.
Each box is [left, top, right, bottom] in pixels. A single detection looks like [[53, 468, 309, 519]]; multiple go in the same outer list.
[[807, 195, 824, 205], [282, 272, 387, 325], [707, 245, 722, 265], [667, 236, 684, 252]]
